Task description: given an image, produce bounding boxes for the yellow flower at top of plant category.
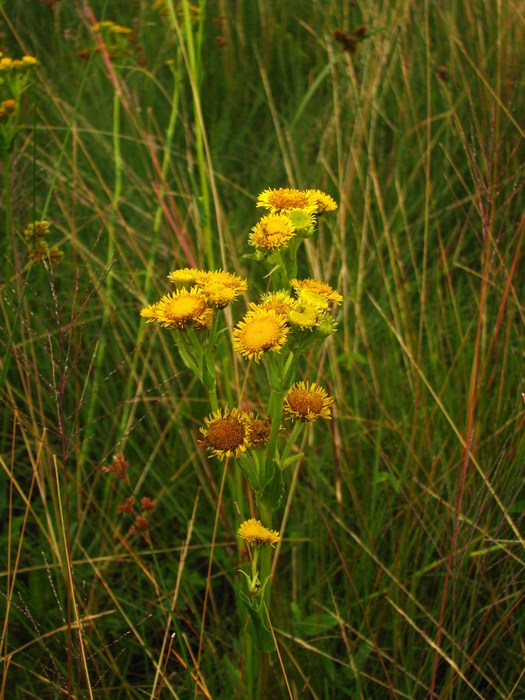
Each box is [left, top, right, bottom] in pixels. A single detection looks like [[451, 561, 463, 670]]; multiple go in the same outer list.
[[291, 278, 343, 306], [304, 189, 338, 214], [238, 519, 280, 547], [168, 267, 200, 289], [233, 308, 289, 362], [140, 289, 212, 330], [250, 213, 296, 250], [257, 187, 315, 213], [250, 291, 294, 318], [200, 407, 252, 460], [284, 381, 333, 422]]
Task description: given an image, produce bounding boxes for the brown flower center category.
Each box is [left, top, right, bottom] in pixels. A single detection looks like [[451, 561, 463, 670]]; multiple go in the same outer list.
[[287, 390, 324, 417], [206, 417, 247, 451]]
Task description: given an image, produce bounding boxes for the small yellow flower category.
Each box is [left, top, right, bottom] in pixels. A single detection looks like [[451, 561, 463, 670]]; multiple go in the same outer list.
[[167, 267, 200, 289], [237, 519, 280, 547], [257, 187, 315, 212], [249, 291, 294, 318], [200, 407, 252, 460], [304, 189, 338, 214], [233, 309, 289, 362], [140, 289, 211, 330], [21, 56, 38, 68], [194, 270, 248, 304], [284, 381, 333, 422], [287, 301, 319, 329], [250, 213, 296, 250], [291, 278, 343, 306]]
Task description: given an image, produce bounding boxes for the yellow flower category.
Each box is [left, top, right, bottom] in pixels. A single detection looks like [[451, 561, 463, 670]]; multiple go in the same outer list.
[[247, 416, 272, 446], [21, 56, 38, 68], [237, 519, 280, 547], [304, 189, 338, 214], [287, 300, 319, 329], [291, 278, 343, 306], [250, 213, 296, 250], [249, 291, 294, 318], [233, 309, 289, 362], [167, 267, 200, 289], [200, 408, 252, 460], [284, 381, 333, 422], [140, 289, 211, 330], [194, 270, 248, 305], [257, 187, 315, 212]]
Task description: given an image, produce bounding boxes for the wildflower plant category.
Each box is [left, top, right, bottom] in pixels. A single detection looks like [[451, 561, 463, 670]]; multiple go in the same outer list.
[[141, 186, 339, 682]]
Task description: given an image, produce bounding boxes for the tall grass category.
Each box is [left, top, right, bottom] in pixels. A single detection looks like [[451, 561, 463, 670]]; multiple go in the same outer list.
[[1, 0, 523, 697]]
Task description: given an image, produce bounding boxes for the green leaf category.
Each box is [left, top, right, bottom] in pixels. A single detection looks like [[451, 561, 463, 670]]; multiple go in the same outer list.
[[240, 592, 276, 653], [279, 452, 304, 470], [256, 461, 284, 512]]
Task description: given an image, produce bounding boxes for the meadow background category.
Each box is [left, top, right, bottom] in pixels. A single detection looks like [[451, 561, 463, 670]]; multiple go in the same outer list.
[[1, 0, 524, 698]]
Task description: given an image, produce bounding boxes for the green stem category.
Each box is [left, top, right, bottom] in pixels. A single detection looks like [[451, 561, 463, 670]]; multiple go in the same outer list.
[[256, 506, 273, 700]]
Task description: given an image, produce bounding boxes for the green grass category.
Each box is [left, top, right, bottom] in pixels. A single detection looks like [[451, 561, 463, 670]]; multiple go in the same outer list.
[[1, 0, 524, 698]]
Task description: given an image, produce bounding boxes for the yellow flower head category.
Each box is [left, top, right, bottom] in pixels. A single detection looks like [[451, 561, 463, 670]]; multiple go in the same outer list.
[[291, 278, 343, 306], [287, 300, 319, 330], [304, 189, 338, 214], [284, 381, 333, 422], [250, 291, 295, 318], [168, 267, 200, 289], [140, 289, 211, 330], [257, 187, 315, 212], [194, 270, 248, 304], [247, 416, 272, 446], [200, 408, 252, 460], [237, 519, 280, 547], [250, 213, 296, 250], [233, 309, 289, 362]]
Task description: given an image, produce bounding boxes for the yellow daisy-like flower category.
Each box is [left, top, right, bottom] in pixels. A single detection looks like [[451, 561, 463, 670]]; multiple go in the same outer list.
[[200, 280, 237, 308], [200, 408, 252, 460], [233, 309, 289, 362], [291, 278, 343, 306], [237, 519, 280, 547], [284, 381, 333, 422], [140, 289, 211, 330], [249, 291, 295, 318], [257, 187, 314, 212], [250, 213, 296, 250], [167, 267, 200, 289], [194, 270, 248, 302], [287, 301, 319, 330], [304, 189, 338, 214]]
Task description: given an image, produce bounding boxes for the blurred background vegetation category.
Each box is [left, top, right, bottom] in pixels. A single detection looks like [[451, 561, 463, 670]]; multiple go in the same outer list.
[[0, 0, 523, 697]]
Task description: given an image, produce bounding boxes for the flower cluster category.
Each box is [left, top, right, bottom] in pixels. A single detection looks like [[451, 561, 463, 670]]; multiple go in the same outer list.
[[0, 53, 38, 151], [76, 20, 146, 65], [24, 220, 63, 266], [141, 268, 247, 330], [233, 278, 341, 361], [249, 187, 337, 253]]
